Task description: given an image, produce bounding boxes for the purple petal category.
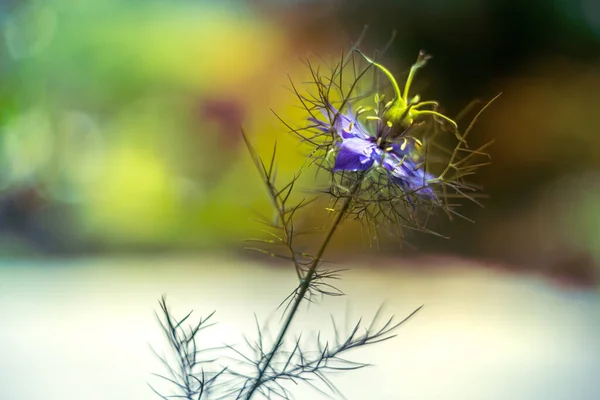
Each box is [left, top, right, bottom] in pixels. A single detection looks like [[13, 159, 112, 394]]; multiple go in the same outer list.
[[386, 141, 411, 157], [382, 153, 436, 197], [330, 114, 368, 140], [315, 103, 371, 140], [333, 138, 377, 171], [381, 152, 405, 173], [308, 117, 330, 133], [393, 170, 436, 198]]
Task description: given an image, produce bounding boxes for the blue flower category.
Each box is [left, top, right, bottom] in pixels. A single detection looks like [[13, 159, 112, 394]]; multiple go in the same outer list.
[[310, 105, 436, 198]]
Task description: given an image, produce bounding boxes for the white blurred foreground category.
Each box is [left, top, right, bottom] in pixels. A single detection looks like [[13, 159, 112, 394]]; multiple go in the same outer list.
[[1, 255, 599, 399]]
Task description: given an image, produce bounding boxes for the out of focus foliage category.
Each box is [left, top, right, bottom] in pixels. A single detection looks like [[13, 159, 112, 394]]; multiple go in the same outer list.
[[1, 0, 600, 272], [0, 0, 319, 251]]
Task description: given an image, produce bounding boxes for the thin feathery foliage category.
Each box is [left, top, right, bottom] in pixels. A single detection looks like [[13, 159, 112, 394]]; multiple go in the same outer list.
[[152, 30, 497, 399], [225, 305, 423, 400], [150, 296, 226, 399]]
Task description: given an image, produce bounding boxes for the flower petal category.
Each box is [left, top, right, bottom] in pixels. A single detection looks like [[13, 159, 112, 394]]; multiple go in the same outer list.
[[316, 103, 371, 140], [308, 116, 329, 133], [334, 114, 370, 140], [333, 138, 377, 171], [382, 153, 436, 197]]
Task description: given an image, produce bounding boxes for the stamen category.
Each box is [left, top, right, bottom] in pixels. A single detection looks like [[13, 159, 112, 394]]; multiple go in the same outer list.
[[395, 155, 407, 168], [400, 138, 408, 151]]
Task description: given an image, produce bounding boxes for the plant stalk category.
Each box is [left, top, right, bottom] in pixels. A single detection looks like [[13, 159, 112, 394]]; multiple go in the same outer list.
[[245, 181, 361, 399]]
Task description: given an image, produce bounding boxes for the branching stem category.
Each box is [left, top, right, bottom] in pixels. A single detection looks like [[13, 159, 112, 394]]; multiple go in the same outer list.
[[245, 179, 362, 399]]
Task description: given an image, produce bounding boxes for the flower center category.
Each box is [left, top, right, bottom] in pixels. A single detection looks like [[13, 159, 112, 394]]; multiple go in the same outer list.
[[376, 137, 393, 151]]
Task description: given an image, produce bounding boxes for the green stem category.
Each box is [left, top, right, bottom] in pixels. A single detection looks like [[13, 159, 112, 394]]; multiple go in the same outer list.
[[245, 180, 361, 399]]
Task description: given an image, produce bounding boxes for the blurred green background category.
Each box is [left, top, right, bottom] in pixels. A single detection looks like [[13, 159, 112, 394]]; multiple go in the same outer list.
[[1, 0, 600, 283]]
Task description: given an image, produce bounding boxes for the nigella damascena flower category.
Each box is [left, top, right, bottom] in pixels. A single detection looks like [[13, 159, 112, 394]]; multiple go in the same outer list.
[[310, 104, 436, 200], [291, 49, 494, 235]]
